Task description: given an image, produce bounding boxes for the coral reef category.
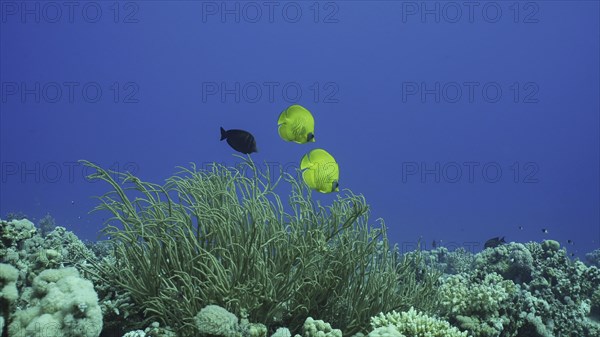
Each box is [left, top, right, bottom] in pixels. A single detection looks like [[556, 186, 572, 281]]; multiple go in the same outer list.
[[195, 305, 240, 337], [436, 240, 600, 337], [2, 160, 600, 337], [438, 272, 522, 337], [3, 212, 28, 222], [272, 327, 292, 337], [474, 242, 533, 283], [520, 240, 600, 336], [297, 317, 342, 337], [38, 213, 57, 238], [1, 222, 97, 291], [1, 263, 19, 335], [0, 218, 140, 337], [0, 219, 37, 255], [121, 322, 176, 337], [369, 307, 469, 337], [2, 214, 599, 337], [418, 247, 475, 275], [8, 267, 103, 337], [586, 248, 600, 268]]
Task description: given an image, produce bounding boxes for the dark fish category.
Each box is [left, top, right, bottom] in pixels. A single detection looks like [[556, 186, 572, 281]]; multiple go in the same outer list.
[[432, 240, 437, 249], [518, 225, 524, 230], [484, 236, 506, 249], [541, 228, 549, 234], [567, 239, 573, 245], [220, 127, 257, 154]]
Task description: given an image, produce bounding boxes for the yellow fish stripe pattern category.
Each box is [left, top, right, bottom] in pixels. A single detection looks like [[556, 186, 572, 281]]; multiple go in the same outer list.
[[278, 104, 315, 144], [300, 149, 339, 193]]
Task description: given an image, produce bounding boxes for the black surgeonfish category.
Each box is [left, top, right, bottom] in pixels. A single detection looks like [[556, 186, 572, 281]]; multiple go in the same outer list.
[[484, 236, 506, 249], [220, 127, 257, 154]]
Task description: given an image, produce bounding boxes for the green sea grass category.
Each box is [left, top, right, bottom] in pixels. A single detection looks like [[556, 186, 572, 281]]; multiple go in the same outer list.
[[81, 157, 438, 336]]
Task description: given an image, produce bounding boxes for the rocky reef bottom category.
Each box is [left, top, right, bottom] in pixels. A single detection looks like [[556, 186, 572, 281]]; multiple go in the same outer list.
[[1, 217, 600, 337]]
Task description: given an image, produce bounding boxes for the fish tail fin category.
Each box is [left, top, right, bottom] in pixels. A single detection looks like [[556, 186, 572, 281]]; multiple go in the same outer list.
[[220, 127, 227, 141]]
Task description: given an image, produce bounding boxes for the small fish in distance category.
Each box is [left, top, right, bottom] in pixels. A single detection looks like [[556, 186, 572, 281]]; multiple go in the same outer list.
[[484, 236, 506, 249]]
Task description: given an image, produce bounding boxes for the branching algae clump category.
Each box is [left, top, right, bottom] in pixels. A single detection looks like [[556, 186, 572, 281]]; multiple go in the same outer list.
[[81, 158, 438, 336]]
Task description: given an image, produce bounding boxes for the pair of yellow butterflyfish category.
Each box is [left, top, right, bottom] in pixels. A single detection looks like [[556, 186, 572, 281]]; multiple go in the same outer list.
[[278, 105, 339, 193]]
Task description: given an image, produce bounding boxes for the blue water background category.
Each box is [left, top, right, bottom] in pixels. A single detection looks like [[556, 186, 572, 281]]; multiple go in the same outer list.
[[1, 1, 598, 257]]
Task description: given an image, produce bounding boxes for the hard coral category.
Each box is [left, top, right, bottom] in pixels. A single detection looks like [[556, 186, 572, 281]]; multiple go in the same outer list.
[[296, 317, 342, 337], [522, 241, 600, 336], [1, 264, 19, 335], [438, 272, 521, 337], [8, 267, 103, 337], [452, 241, 600, 337], [586, 248, 600, 268], [419, 247, 475, 275], [370, 307, 469, 337], [0, 219, 36, 252], [194, 305, 239, 337], [474, 242, 533, 283]]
